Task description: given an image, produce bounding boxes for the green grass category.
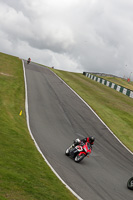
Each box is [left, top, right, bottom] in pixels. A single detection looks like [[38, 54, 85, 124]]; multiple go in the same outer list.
[[51, 69, 133, 152], [1, 51, 133, 199], [0, 52, 76, 200]]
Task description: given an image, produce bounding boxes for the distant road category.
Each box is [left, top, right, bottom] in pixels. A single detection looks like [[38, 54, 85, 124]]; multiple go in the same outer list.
[[24, 61, 133, 200]]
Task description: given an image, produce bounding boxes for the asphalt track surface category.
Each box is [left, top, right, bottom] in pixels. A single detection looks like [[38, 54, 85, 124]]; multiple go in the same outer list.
[[24, 61, 133, 200]]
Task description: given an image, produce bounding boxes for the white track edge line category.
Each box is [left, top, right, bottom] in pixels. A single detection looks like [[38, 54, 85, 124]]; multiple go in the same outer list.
[[22, 60, 83, 200], [51, 70, 133, 156]]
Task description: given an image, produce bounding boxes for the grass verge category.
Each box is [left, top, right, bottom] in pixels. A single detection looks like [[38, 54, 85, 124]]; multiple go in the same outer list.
[[51, 68, 133, 153], [0, 52, 76, 200]]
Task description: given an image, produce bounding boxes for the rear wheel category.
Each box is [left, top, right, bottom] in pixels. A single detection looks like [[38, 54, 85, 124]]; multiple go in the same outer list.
[[74, 153, 86, 163], [127, 177, 133, 190]]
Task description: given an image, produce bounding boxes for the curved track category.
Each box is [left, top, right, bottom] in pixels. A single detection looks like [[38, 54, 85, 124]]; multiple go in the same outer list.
[[24, 61, 133, 200]]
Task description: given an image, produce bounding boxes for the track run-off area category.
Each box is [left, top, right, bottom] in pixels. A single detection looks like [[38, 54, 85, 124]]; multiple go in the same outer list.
[[23, 61, 133, 200]]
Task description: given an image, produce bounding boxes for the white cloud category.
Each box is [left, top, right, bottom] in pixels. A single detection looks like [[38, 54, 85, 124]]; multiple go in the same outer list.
[[0, 0, 133, 79]]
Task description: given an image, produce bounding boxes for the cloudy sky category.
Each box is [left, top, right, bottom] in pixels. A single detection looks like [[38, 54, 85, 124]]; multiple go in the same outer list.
[[0, 0, 133, 79]]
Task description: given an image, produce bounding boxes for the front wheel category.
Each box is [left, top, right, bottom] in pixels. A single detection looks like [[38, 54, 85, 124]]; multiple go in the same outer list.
[[75, 153, 86, 163], [127, 177, 133, 190], [65, 148, 70, 156]]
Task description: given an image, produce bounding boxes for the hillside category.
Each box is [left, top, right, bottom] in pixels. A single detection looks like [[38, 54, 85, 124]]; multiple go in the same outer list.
[[0, 52, 76, 200], [51, 68, 133, 153], [0, 51, 132, 199]]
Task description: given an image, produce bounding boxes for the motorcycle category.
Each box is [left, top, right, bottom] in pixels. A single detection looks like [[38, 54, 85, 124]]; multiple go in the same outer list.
[[65, 140, 92, 163], [27, 58, 31, 64], [27, 60, 30, 64], [127, 177, 133, 190]]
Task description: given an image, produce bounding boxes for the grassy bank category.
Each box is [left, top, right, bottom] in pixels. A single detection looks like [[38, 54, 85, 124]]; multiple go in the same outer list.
[[51, 69, 133, 152], [0, 52, 76, 200]]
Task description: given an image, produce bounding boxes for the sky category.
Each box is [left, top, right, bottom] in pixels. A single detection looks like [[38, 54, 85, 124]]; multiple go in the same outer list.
[[0, 0, 133, 79]]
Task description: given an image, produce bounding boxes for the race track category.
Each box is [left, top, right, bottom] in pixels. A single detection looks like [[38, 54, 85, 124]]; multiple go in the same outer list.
[[24, 61, 133, 200]]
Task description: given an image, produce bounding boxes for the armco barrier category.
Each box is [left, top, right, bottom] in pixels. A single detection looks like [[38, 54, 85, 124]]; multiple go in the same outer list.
[[83, 72, 133, 98]]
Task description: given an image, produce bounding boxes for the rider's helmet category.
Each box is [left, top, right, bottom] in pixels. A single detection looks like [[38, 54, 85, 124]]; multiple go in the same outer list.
[[87, 136, 95, 144], [74, 138, 81, 145]]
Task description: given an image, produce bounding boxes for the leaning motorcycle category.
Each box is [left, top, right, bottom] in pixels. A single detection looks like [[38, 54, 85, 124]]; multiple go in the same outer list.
[[65, 140, 92, 163], [127, 177, 133, 190]]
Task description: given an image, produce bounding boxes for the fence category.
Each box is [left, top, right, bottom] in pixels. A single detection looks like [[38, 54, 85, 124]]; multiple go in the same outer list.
[[83, 72, 133, 98]]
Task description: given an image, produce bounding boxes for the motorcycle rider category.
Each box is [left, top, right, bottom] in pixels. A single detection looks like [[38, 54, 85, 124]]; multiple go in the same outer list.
[[66, 136, 95, 157], [73, 136, 95, 148], [27, 57, 31, 64]]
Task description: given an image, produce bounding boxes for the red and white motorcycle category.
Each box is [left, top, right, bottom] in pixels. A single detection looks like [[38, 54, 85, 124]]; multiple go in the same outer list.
[[65, 139, 92, 163]]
